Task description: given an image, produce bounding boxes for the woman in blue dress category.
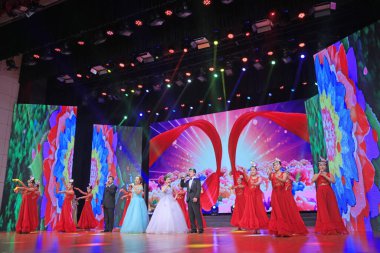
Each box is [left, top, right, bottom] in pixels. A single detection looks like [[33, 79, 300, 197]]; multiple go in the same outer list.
[[120, 176, 149, 233]]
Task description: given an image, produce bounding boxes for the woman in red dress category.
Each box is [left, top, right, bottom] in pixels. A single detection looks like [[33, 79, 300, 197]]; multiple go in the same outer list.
[[119, 185, 133, 226], [239, 164, 269, 233], [268, 158, 308, 237], [56, 179, 76, 232], [312, 158, 348, 235], [230, 176, 245, 230], [75, 185, 98, 230], [13, 177, 38, 233], [30, 181, 40, 231], [175, 186, 191, 228]]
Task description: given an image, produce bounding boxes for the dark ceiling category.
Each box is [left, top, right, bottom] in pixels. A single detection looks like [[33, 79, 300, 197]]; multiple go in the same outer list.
[[2, 0, 380, 125]]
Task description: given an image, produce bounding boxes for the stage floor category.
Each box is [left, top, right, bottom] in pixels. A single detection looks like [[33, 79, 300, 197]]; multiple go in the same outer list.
[[0, 227, 379, 253]]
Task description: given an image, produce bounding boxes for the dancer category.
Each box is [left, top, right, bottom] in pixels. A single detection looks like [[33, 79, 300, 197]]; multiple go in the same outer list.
[[13, 177, 38, 233], [230, 175, 246, 230], [30, 180, 40, 231], [180, 168, 204, 233], [239, 164, 269, 233], [56, 179, 76, 232], [102, 175, 117, 232], [75, 185, 98, 230], [268, 158, 308, 237], [120, 176, 149, 233], [146, 176, 188, 233], [175, 185, 191, 228], [312, 158, 348, 235], [119, 185, 133, 226]]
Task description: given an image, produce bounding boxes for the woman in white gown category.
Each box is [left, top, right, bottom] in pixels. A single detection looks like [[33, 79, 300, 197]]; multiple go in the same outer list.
[[146, 176, 188, 234]]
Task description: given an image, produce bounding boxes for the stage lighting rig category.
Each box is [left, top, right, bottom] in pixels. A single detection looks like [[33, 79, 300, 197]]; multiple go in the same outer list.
[[136, 52, 155, 63], [312, 2, 336, 18], [190, 37, 210, 50], [252, 19, 273, 34]]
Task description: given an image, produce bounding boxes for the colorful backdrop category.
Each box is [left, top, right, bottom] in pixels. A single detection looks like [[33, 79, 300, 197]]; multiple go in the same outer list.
[[313, 20, 380, 231], [0, 104, 77, 231], [90, 125, 142, 227], [149, 100, 316, 213]]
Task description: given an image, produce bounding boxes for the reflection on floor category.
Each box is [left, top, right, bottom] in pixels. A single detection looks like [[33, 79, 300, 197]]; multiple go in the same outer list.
[[0, 227, 379, 253]]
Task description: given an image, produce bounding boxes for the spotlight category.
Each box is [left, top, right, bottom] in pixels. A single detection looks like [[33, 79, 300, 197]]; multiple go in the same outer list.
[[236, 93, 241, 97], [77, 40, 85, 46], [185, 72, 191, 76], [299, 42, 306, 48], [280, 85, 284, 90], [252, 19, 273, 33], [208, 103, 212, 107], [156, 112, 160, 116], [102, 92, 107, 96], [242, 67, 246, 71], [190, 106, 194, 110], [300, 54, 306, 59], [217, 97, 222, 101], [106, 30, 114, 36], [267, 51, 274, 56], [168, 48, 175, 54], [165, 9, 173, 16], [298, 12, 306, 19], [136, 52, 154, 63], [227, 100, 231, 103], [271, 60, 276, 65], [213, 73, 218, 78], [130, 62, 136, 67], [245, 32, 251, 37], [165, 78, 171, 83], [119, 63, 125, 68], [166, 84, 171, 88], [120, 88, 126, 92], [139, 113, 143, 117], [91, 65, 108, 75], [221, 0, 234, 4], [135, 19, 143, 26], [119, 23, 133, 37], [291, 88, 295, 92], [227, 33, 234, 39], [211, 205, 218, 215], [203, 0, 211, 6], [149, 14, 165, 26], [164, 107, 169, 110], [146, 89, 150, 93], [131, 89, 135, 93], [191, 37, 210, 49], [76, 73, 82, 78], [137, 84, 144, 89], [33, 54, 40, 59], [183, 48, 188, 53], [268, 93, 272, 97], [177, 3, 192, 18], [270, 11, 276, 17], [181, 104, 186, 108], [54, 48, 61, 53], [187, 79, 192, 83], [172, 109, 176, 112], [247, 96, 251, 100], [213, 40, 219, 46], [209, 67, 215, 72], [242, 57, 248, 63], [57, 74, 74, 84], [199, 100, 204, 104]]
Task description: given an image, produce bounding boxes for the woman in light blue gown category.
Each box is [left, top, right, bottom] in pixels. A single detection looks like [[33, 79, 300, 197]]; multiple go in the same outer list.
[[120, 176, 148, 233]]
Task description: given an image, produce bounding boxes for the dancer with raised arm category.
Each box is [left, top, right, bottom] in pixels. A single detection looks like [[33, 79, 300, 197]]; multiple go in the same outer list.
[[75, 185, 98, 230], [56, 179, 76, 232], [180, 168, 204, 234], [230, 175, 246, 230]]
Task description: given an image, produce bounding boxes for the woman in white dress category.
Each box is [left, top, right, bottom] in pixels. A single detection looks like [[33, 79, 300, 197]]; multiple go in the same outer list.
[[146, 176, 188, 234]]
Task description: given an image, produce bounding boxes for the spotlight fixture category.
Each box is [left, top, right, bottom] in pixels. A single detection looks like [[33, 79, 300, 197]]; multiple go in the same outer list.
[[61, 43, 72, 55], [221, 0, 234, 4], [118, 23, 133, 37], [298, 12, 306, 19], [135, 19, 143, 26], [252, 19, 273, 33], [300, 54, 306, 59], [203, 0, 211, 6], [92, 32, 107, 45], [57, 75, 74, 84], [299, 42, 306, 48], [40, 49, 54, 61], [106, 30, 114, 36], [165, 9, 173, 16], [168, 48, 175, 54], [90, 65, 108, 75], [191, 37, 210, 49], [227, 33, 234, 39], [149, 14, 165, 27], [312, 2, 336, 18], [136, 52, 154, 63], [177, 3, 192, 18], [241, 57, 248, 63]]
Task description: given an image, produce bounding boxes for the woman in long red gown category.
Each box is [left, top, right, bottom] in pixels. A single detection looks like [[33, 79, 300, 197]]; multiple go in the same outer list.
[[75, 185, 98, 229], [268, 158, 308, 237], [119, 185, 132, 226], [230, 176, 246, 230], [239, 165, 269, 233], [13, 177, 38, 233], [56, 179, 76, 232], [175, 186, 191, 228], [312, 158, 348, 235]]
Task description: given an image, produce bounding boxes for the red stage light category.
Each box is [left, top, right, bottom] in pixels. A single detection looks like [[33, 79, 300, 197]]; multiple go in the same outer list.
[[86, 75, 90, 79], [255, 58, 260, 63], [77, 41, 85, 46], [245, 32, 251, 37], [302, 82, 308, 85], [180, 104, 185, 108], [203, 0, 211, 6], [164, 107, 169, 110], [130, 63, 135, 67], [119, 63, 125, 68], [270, 11, 276, 17], [164, 78, 171, 83], [120, 88, 126, 92], [183, 48, 188, 53], [33, 54, 40, 59], [227, 33, 234, 39], [242, 57, 248, 63], [185, 72, 191, 77], [54, 48, 61, 53], [217, 97, 222, 101], [209, 67, 215, 72], [199, 100, 204, 104], [168, 49, 175, 54], [267, 51, 274, 56], [101, 92, 107, 96], [147, 110, 151, 113], [76, 73, 82, 78], [298, 12, 306, 19], [280, 85, 285, 90], [236, 93, 241, 97], [135, 19, 143, 26], [106, 30, 114, 36], [137, 84, 143, 89], [165, 9, 173, 16], [298, 42, 306, 48]]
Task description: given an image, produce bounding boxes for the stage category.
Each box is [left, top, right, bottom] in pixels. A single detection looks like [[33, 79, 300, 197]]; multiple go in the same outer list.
[[0, 227, 379, 253]]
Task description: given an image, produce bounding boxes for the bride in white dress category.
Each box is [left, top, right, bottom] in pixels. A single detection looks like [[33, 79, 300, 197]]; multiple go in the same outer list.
[[146, 176, 188, 234]]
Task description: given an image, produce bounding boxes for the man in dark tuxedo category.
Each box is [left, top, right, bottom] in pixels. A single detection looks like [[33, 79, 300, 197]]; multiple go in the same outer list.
[[180, 168, 204, 233], [102, 176, 117, 232]]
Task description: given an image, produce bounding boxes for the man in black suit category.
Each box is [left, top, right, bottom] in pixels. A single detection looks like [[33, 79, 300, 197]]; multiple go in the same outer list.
[[102, 176, 117, 232], [180, 168, 204, 233]]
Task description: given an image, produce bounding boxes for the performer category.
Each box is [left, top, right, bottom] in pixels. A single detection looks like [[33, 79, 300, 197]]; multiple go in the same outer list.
[[120, 176, 149, 233], [75, 185, 98, 230], [56, 179, 76, 232], [13, 176, 38, 233], [180, 168, 204, 233], [102, 175, 117, 232], [30, 180, 40, 231], [72, 195, 79, 226], [312, 158, 348, 235], [175, 185, 191, 228], [239, 164, 269, 233], [118, 184, 133, 226], [230, 175, 246, 230], [146, 176, 188, 233], [268, 158, 308, 236]]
